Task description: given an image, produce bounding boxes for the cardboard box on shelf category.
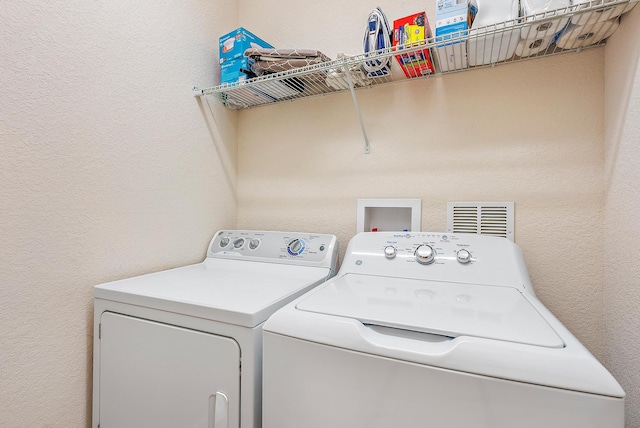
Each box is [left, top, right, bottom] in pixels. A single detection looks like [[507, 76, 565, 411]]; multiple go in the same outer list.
[[220, 58, 254, 85], [393, 12, 435, 78], [435, 0, 476, 72], [219, 27, 273, 84]]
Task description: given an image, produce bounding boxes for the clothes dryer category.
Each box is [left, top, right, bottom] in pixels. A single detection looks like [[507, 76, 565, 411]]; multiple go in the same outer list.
[[263, 232, 624, 428], [92, 230, 338, 428]]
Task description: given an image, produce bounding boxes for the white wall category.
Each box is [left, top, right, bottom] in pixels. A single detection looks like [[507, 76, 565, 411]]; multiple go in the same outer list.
[[1, 1, 637, 426], [0, 1, 237, 426], [604, 7, 640, 428], [237, 0, 606, 360]]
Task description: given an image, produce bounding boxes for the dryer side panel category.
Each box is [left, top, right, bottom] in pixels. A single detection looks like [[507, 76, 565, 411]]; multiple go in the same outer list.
[[98, 312, 240, 428]]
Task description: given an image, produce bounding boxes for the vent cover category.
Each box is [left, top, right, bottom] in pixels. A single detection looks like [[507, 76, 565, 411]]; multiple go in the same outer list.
[[447, 202, 514, 241]]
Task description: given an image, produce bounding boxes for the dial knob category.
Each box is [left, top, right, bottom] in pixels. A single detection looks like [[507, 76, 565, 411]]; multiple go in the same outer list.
[[233, 238, 245, 249], [457, 249, 472, 264], [415, 245, 435, 264], [248, 238, 260, 250], [219, 237, 230, 248], [384, 246, 397, 259], [287, 238, 305, 256]]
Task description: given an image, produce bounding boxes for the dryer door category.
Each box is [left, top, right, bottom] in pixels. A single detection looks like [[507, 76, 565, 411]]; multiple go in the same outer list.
[[98, 312, 240, 428]]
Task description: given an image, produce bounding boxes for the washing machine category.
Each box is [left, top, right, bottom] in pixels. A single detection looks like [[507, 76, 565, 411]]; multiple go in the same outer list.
[[263, 232, 625, 428], [91, 230, 338, 428]]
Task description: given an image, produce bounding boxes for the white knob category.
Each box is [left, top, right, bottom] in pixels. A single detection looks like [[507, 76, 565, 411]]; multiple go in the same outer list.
[[219, 237, 230, 248], [415, 245, 435, 264], [249, 239, 260, 250], [384, 246, 397, 259], [457, 249, 472, 264], [233, 238, 245, 249]]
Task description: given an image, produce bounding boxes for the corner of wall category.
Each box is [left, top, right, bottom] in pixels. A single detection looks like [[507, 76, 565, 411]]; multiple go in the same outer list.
[[603, 7, 640, 428]]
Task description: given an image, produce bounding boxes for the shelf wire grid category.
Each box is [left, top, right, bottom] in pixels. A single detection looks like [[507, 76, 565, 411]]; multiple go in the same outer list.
[[194, 0, 636, 110]]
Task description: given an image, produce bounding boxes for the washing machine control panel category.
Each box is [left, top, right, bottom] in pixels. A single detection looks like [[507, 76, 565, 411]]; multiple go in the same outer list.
[[208, 230, 339, 269], [383, 239, 464, 265], [341, 232, 531, 290]]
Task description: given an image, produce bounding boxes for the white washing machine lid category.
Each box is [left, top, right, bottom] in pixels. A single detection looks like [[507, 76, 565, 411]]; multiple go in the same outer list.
[[94, 258, 331, 328], [296, 273, 564, 348]]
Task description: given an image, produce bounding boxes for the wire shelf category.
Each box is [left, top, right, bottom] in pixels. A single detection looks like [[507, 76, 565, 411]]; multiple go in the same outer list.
[[193, 0, 636, 109]]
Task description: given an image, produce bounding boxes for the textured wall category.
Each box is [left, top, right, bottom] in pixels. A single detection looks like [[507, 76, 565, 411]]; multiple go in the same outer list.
[[0, 0, 636, 426], [604, 8, 640, 428], [237, 0, 606, 361], [0, 1, 237, 426]]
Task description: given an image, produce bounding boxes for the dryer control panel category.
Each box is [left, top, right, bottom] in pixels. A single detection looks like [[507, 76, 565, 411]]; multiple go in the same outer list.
[[208, 230, 339, 271], [340, 232, 532, 292]]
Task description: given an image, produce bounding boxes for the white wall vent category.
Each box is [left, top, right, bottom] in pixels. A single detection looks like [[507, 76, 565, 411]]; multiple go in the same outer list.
[[447, 202, 514, 241]]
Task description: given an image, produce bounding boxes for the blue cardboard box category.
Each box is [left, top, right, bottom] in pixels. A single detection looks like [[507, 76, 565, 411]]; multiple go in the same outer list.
[[219, 27, 272, 84], [435, 0, 475, 71], [220, 57, 252, 85]]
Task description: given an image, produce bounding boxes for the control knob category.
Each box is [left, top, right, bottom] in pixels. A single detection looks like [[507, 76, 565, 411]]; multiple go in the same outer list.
[[414, 245, 436, 264], [457, 249, 472, 264], [287, 238, 305, 256], [248, 239, 260, 250], [384, 246, 397, 259]]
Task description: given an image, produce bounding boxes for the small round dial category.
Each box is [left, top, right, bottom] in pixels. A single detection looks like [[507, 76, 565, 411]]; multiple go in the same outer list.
[[233, 238, 245, 249], [248, 238, 260, 250], [219, 237, 230, 248], [287, 238, 306, 256], [384, 246, 397, 259], [457, 249, 472, 264], [414, 245, 436, 265]]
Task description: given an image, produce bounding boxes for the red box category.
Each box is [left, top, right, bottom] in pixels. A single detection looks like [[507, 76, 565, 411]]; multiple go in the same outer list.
[[393, 12, 435, 78]]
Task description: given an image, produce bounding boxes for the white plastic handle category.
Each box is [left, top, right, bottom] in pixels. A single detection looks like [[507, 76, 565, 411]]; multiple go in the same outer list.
[[209, 391, 228, 428]]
